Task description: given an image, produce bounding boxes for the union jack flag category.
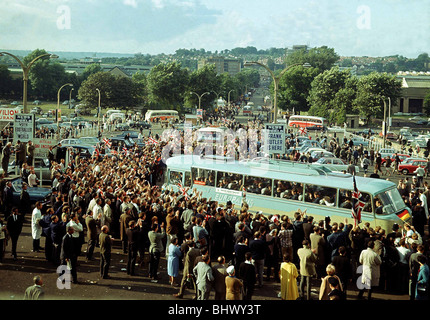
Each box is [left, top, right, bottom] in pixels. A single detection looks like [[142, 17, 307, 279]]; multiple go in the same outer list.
[[177, 181, 189, 200], [351, 175, 365, 226], [299, 127, 307, 136], [122, 146, 128, 154], [103, 138, 111, 148], [93, 148, 100, 157], [146, 137, 159, 145]]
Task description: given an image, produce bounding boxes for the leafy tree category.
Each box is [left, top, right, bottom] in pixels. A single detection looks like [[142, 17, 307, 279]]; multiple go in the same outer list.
[[132, 71, 148, 105], [307, 67, 352, 119], [147, 61, 189, 109], [218, 72, 240, 104], [423, 90, 430, 116], [353, 72, 402, 125], [235, 68, 260, 94], [0, 64, 13, 98], [186, 64, 220, 109], [77, 71, 142, 113], [285, 46, 339, 72], [24, 49, 69, 99], [276, 66, 320, 114], [81, 63, 102, 82]]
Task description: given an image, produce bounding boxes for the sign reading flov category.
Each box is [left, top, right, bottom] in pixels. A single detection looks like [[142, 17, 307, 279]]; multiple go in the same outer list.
[[0, 108, 20, 121]]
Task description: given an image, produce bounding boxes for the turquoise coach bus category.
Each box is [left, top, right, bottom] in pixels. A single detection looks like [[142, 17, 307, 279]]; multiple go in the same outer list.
[[164, 155, 412, 231]]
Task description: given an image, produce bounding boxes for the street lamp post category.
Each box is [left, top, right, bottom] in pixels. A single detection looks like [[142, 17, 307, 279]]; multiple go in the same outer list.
[[68, 87, 74, 110], [96, 88, 101, 129], [57, 83, 73, 124], [228, 90, 235, 106], [243, 61, 311, 123], [190, 91, 210, 109], [0, 51, 58, 113]]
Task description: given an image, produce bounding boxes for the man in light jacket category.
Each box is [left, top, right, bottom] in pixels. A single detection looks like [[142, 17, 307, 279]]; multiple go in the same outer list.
[[148, 222, 165, 283], [358, 240, 382, 300], [193, 254, 214, 300], [297, 239, 317, 300]]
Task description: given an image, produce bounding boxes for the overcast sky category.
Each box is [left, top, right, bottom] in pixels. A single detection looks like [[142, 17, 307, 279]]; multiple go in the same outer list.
[[1, 0, 429, 58]]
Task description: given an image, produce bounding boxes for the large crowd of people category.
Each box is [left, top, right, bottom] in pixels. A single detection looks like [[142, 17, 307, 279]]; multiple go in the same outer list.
[[0, 111, 429, 301]]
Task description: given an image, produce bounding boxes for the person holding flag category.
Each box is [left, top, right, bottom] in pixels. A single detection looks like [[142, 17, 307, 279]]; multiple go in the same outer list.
[[299, 127, 307, 136], [351, 174, 365, 227]]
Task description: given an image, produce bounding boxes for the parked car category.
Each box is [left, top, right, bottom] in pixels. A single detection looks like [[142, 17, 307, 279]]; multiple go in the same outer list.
[[58, 145, 96, 159], [10, 101, 19, 106], [35, 118, 53, 125], [351, 137, 369, 146], [326, 126, 344, 133], [378, 148, 396, 159], [306, 125, 326, 131], [310, 150, 334, 161], [32, 100, 42, 105], [59, 138, 81, 146], [115, 123, 130, 131], [114, 131, 139, 139], [355, 128, 377, 136], [134, 120, 152, 129], [381, 153, 410, 165], [78, 137, 100, 146], [108, 137, 135, 149], [312, 157, 359, 172], [10, 177, 51, 206], [398, 159, 428, 175]]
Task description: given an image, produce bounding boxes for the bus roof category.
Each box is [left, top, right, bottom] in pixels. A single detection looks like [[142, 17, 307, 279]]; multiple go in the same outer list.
[[289, 115, 326, 120], [166, 155, 396, 195], [197, 127, 227, 133]]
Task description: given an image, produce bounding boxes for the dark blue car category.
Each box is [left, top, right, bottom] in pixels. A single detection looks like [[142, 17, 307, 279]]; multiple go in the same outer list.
[[10, 177, 52, 206]]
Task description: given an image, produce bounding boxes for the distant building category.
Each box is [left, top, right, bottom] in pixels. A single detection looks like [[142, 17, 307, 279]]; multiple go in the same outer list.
[[285, 45, 308, 56], [198, 57, 241, 75], [394, 74, 430, 114]]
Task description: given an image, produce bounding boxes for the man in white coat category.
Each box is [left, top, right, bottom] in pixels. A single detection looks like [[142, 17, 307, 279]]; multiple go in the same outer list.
[[31, 202, 43, 252], [357, 240, 382, 300]]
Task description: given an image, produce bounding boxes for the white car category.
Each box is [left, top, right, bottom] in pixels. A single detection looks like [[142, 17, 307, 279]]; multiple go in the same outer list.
[[327, 126, 344, 132], [310, 150, 334, 161], [78, 137, 100, 146], [59, 138, 81, 145], [313, 157, 360, 172]]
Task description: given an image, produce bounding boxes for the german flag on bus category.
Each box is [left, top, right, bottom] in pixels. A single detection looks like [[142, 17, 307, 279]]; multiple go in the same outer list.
[[397, 209, 411, 222]]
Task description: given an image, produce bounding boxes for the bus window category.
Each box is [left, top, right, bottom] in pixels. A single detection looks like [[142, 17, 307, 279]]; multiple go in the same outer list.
[[374, 188, 405, 215], [272, 179, 303, 201], [339, 189, 372, 212], [244, 176, 272, 196], [184, 171, 191, 187], [217, 171, 243, 190], [304, 184, 337, 206], [169, 171, 183, 185], [191, 167, 215, 186]]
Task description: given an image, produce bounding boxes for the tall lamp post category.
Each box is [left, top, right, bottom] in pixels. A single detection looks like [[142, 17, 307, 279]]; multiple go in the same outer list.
[[68, 87, 74, 110], [228, 90, 235, 106], [190, 91, 210, 109], [96, 88, 101, 128], [243, 61, 311, 123], [0, 51, 58, 113], [57, 83, 73, 124]]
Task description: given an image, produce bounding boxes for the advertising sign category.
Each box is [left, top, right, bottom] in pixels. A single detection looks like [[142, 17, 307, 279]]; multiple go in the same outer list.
[[13, 114, 34, 142], [0, 108, 20, 121]]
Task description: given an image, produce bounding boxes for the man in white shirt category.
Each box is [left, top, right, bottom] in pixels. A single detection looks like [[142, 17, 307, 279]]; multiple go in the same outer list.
[[31, 202, 43, 252], [28, 169, 38, 187]]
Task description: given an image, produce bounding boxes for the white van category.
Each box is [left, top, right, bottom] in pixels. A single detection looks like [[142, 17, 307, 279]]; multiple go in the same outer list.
[[106, 110, 123, 118], [109, 112, 125, 122]]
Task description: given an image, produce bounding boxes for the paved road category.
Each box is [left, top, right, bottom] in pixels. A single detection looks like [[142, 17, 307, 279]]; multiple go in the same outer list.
[[0, 219, 410, 301]]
